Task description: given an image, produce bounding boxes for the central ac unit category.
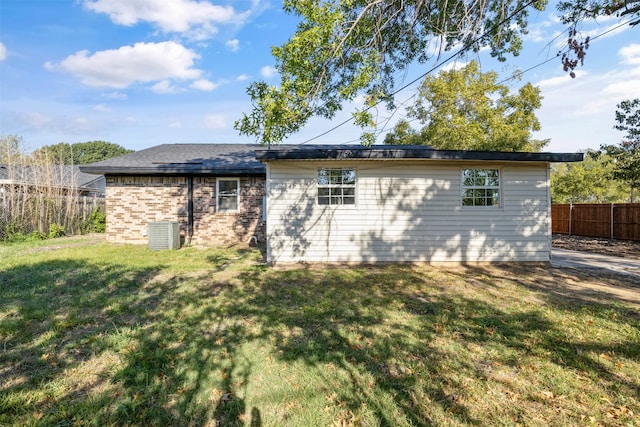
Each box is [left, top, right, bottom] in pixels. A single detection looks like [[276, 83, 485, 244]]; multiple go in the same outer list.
[[147, 221, 180, 250]]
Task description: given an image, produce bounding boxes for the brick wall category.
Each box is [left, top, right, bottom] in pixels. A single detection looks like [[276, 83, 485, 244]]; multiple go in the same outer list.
[[105, 175, 265, 247]]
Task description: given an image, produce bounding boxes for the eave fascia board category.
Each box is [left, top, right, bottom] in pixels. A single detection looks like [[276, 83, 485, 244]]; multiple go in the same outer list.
[[254, 148, 584, 163]]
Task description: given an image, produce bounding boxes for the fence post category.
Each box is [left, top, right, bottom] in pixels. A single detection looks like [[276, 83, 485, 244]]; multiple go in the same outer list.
[[569, 203, 573, 236], [611, 203, 614, 241], [39, 194, 45, 233], [1, 187, 6, 224], [0, 188, 5, 239]]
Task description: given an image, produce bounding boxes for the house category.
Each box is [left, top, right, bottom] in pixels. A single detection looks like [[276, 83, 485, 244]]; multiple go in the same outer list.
[[79, 144, 266, 246], [255, 145, 582, 264], [0, 164, 106, 197], [80, 143, 583, 263]]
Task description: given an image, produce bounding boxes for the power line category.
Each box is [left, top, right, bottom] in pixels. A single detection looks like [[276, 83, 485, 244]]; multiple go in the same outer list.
[[297, 11, 633, 145], [369, 18, 633, 139], [298, 0, 541, 144]]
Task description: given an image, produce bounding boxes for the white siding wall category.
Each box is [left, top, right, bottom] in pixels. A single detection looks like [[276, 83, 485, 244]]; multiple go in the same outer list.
[[266, 160, 551, 264]]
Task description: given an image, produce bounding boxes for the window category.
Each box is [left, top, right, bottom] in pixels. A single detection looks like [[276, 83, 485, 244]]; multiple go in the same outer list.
[[461, 169, 500, 207], [317, 168, 356, 205], [217, 178, 239, 212]]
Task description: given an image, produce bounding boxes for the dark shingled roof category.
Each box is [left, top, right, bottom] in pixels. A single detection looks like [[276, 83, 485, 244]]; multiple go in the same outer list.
[[255, 144, 585, 163], [79, 143, 584, 176], [1, 164, 105, 192], [79, 144, 266, 175]]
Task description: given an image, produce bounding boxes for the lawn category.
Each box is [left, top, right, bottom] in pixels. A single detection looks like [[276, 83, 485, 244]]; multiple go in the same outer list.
[[0, 237, 638, 426]]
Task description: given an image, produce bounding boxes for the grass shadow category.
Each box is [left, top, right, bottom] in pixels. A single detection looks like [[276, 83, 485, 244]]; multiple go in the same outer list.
[[1, 247, 638, 426]]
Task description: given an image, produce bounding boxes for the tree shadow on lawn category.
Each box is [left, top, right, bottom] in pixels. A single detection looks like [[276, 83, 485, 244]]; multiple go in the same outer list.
[[0, 258, 262, 426], [438, 265, 640, 398], [1, 256, 638, 426], [234, 264, 639, 425]]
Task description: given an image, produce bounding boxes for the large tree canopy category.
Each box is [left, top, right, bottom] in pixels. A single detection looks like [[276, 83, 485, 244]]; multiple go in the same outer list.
[[33, 141, 133, 164], [599, 98, 640, 201], [383, 61, 545, 151], [551, 151, 630, 203], [235, 0, 639, 145]]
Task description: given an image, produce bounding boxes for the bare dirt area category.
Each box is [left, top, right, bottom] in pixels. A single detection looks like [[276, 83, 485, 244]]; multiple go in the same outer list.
[[469, 261, 640, 314], [552, 233, 640, 260], [20, 234, 106, 254], [549, 234, 640, 311]]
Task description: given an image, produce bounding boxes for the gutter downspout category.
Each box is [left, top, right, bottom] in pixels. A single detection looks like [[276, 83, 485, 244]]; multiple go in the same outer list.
[[187, 176, 194, 246]]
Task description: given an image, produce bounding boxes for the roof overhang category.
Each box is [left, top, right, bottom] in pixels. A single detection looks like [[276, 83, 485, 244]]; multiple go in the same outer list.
[[255, 146, 584, 163], [78, 165, 266, 176]]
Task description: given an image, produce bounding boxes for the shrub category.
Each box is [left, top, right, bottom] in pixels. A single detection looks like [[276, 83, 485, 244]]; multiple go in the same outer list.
[[87, 207, 106, 233], [49, 223, 65, 238], [30, 230, 47, 240], [1, 229, 47, 243]]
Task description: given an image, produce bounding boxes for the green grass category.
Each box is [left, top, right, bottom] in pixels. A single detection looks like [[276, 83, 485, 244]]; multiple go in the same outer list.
[[0, 237, 638, 426]]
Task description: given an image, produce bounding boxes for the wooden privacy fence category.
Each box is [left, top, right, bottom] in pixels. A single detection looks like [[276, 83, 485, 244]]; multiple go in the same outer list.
[[552, 203, 640, 241], [0, 192, 105, 240]]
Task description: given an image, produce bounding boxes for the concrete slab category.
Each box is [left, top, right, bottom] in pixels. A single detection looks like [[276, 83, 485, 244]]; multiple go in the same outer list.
[[551, 248, 640, 278]]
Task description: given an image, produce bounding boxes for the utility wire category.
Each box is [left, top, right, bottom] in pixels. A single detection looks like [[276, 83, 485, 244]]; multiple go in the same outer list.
[[297, 10, 633, 146], [367, 18, 633, 141], [298, 0, 541, 144]]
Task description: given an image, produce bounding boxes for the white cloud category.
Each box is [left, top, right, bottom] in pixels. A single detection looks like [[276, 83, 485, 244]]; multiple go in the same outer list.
[[151, 80, 181, 94], [438, 60, 469, 73], [602, 79, 640, 98], [83, 0, 250, 39], [537, 71, 588, 88], [583, 21, 630, 40], [190, 79, 219, 91], [225, 39, 240, 52], [533, 53, 640, 152], [523, 28, 546, 43], [15, 112, 53, 130], [169, 121, 182, 128], [103, 91, 128, 100], [260, 65, 277, 79], [620, 43, 640, 65], [523, 15, 555, 43], [0, 42, 7, 61], [93, 104, 111, 112], [203, 114, 226, 129], [12, 111, 99, 134], [236, 74, 250, 81], [58, 41, 201, 88]]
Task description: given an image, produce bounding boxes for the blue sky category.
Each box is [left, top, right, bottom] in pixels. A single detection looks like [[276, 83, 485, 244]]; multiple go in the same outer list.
[[1, 0, 639, 154]]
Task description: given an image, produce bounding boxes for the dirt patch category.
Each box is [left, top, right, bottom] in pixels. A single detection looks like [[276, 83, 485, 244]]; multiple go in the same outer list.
[[22, 234, 106, 254], [551, 235, 640, 306], [552, 234, 640, 260]]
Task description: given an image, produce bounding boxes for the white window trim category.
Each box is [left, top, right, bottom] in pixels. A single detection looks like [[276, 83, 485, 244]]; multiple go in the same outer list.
[[317, 167, 357, 206], [460, 168, 502, 208], [216, 178, 240, 213]]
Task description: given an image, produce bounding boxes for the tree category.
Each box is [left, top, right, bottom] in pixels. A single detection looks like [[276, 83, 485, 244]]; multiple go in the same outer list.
[[558, 0, 640, 26], [383, 119, 421, 145], [551, 150, 630, 203], [235, 0, 638, 145], [558, 1, 640, 76], [599, 98, 640, 202], [33, 141, 133, 164], [383, 62, 545, 151], [0, 135, 23, 164]]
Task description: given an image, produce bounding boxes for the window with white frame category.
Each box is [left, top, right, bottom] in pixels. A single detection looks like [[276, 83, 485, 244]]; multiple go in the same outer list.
[[217, 178, 240, 212], [461, 169, 501, 207], [317, 168, 356, 205]]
